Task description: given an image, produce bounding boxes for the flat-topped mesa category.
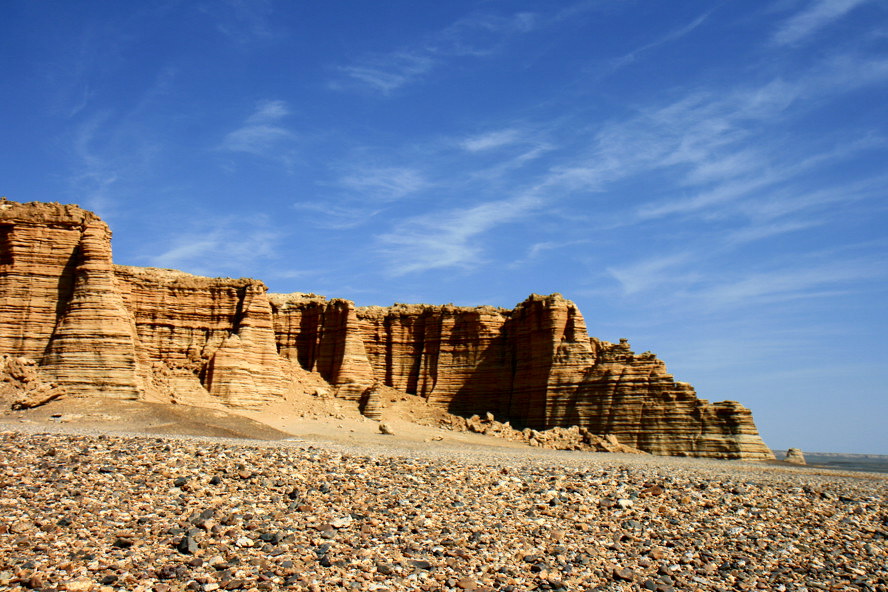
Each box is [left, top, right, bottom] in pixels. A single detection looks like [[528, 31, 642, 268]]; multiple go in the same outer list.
[[0, 199, 774, 458]]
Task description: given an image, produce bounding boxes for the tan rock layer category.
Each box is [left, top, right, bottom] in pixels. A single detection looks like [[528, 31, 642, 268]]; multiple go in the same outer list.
[[347, 295, 772, 459], [0, 200, 98, 360], [41, 221, 142, 399], [269, 294, 375, 399], [0, 199, 774, 457]]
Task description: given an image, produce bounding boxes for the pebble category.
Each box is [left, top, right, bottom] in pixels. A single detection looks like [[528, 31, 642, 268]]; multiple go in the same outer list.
[[0, 431, 885, 592]]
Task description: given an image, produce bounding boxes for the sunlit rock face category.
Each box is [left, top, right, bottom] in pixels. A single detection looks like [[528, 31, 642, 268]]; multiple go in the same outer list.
[[352, 295, 773, 460], [268, 293, 375, 400], [0, 199, 774, 458]]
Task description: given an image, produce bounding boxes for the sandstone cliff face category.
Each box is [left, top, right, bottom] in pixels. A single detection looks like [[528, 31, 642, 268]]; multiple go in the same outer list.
[[570, 339, 772, 458], [0, 201, 99, 360], [356, 303, 512, 412], [0, 199, 774, 458], [41, 221, 143, 399], [269, 293, 375, 399], [0, 200, 288, 408], [348, 294, 773, 459], [114, 267, 289, 407]]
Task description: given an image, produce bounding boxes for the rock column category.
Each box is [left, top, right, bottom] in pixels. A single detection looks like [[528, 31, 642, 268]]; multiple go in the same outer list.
[[41, 221, 142, 399]]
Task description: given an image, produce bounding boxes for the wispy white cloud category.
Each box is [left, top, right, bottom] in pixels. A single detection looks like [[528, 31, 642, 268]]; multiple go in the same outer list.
[[429, 12, 538, 56], [339, 166, 427, 201], [607, 253, 698, 296], [531, 53, 888, 226], [744, 172, 888, 221], [148, 215, 281, 277], [332, 11, 538, 94], [335, 53, 436, 95], [607, 248, 885, 313], [219, 100, 297, 164], [376, 194, 542, 275], [69, 115, 120, 213], [772, 0, 872, 46], [67, 111, 162, 218], [611, 11, 710, 70], [692, 260, 879, 308], [508, 239, 591, 269], [724, 220, 823, 245], [209, 0, 278, 43], [334, 24, 888, 283], [460, 129, 521, 152], [292, 201, 383, 230]]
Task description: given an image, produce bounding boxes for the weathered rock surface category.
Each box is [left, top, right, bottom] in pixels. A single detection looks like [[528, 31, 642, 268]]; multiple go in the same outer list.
[[269, 293, 375, 400], [570, 337, 773, 458], [446, 412, 648, 453], [115, 268, 292, 407], [0, 201, 289, 408], [0, 354, 65, 409], [349, 295, 772, 459], [0, 199, 775, 458], [41, 221, 143, 399], [0, 200, 100, 360]]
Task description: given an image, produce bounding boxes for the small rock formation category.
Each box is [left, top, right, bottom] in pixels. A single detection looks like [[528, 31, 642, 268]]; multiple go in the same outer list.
[[358, 382, 384, 420], [0, 199, 775, 458], [0, 354, 65, 409], [784, 448, 806, 465]]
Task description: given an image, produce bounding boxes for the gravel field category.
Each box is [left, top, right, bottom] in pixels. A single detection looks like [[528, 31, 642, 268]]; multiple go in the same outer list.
[[0, 429, 885, 592]]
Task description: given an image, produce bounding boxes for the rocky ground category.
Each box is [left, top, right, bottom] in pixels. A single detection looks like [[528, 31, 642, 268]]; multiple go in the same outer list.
[[0, 429, 885, 592]]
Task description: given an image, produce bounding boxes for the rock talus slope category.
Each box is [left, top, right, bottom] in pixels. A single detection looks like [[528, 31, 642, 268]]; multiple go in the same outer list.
[[0, 200, 773, 458]]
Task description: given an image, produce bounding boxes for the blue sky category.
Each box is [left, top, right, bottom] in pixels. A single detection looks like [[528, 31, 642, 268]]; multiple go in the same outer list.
[[2, 1, 886, 454]]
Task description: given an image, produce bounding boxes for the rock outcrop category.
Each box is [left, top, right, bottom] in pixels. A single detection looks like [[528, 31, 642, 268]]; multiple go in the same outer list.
[[0, 354, 65, 410], [0, 200, 290, 408], [41, 221, 143, 399], [785, 448, 806, 465], [113, 267, 291, 408], [445, 412, 648, 454], [0, 199, 774, 458]]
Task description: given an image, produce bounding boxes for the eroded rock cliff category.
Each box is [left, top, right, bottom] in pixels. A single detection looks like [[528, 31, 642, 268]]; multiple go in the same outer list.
[[0, 199, 774, 458], [352, 295, 773, 459]]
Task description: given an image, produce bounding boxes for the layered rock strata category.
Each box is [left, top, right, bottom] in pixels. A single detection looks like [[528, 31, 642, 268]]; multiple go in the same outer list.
[[0, 200, 289, 408], [0, 199, 774, 458], [268, 293, 375, 399], [350, 295, 772, 459], [41, 221, 143, 398], [113, 267, 290, 407]]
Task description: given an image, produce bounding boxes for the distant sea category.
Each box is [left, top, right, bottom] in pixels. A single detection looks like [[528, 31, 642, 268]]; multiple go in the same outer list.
[[774, 451, 888, 475]]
